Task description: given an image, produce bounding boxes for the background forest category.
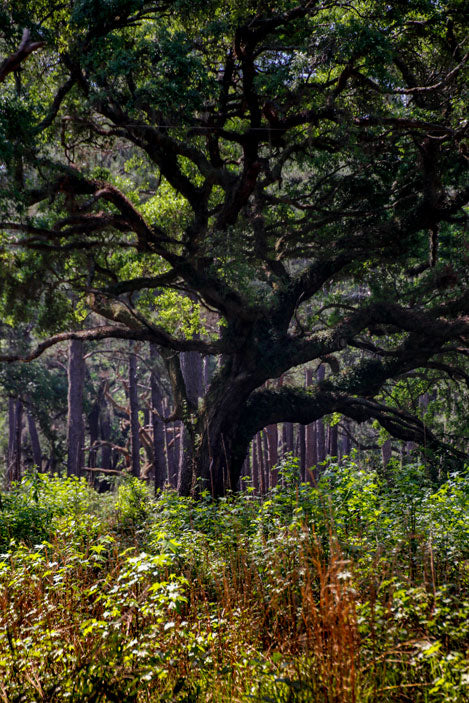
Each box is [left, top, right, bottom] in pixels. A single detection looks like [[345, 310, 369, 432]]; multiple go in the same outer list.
[[0, 0, 468, 700]]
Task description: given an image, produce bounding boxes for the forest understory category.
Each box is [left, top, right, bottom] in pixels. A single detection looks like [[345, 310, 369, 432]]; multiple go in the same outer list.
[[1, 457, 468, 703]]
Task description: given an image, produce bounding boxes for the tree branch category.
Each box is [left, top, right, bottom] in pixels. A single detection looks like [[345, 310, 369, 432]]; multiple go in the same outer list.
[[0, 29, 44, 83]]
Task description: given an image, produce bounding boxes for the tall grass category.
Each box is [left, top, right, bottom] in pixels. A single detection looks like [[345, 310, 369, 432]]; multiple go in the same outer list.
[[0, 459, 468, 701]]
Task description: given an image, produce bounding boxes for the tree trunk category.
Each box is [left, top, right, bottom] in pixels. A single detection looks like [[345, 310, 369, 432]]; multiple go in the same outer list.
[[87, 396, 100, 468], [329, 423, 338, 458], [382, 438, 392, 468], [8, 398, 23, 484], [266, 424, 279, 487], [167, 422, 180, 487], [341, 421, 351, 459], [316, 365, 326, 464], [8, 397, 15, 472], [150, 344, 167, 490], [67, 339, 85, 477], [257, 433, 266, 494], [283, 422, 294, 455], [100, 402, 112, 470], [305, 369, 317, 477], [128, 343, 141, 478], [252, 438, 259, 492], [177, 350, 204, 494], [27, 408, 42, 470], [299, 423, 306, 481], [262, 430, 270, 491]]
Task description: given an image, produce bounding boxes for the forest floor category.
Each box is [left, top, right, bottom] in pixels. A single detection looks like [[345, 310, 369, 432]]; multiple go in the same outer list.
[[0, 456, 468, 702]]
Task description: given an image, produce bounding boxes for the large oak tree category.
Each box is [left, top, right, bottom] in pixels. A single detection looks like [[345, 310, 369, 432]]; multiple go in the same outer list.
[[0, 0, 468, 495]]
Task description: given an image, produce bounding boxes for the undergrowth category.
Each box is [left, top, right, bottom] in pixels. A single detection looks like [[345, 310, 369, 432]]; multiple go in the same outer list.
[[0, 456, 468, 702]]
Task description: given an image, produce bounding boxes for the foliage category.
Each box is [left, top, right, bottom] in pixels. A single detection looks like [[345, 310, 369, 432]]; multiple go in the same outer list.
[[0, 472, 97, 548], [0, 461, 469, 701], [0, 0, 468, 495]]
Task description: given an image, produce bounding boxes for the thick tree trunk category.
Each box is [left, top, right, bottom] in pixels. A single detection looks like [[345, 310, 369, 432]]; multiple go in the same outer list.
[[67, 339, 85, 477], [128, 344, 141, 478]]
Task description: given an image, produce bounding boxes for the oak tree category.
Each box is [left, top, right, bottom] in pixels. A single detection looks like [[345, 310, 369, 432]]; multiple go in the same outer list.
[[0, 0, 468, 494]]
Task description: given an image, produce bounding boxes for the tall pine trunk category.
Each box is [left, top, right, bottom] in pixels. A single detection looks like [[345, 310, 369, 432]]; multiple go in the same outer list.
[[67, 339, 85, 477], [150, 344, 167, 490], [128, 343, 140, 478], [316, 365, 326, 465], [26, 407, 42, 470], [7, 398, 23, 484]]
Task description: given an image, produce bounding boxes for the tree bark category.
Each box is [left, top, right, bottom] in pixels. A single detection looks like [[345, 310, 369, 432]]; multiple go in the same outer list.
[[283, 422, 294, 455], [7, 398, 23, 484], [100, 401, 112, 470], [128, 343, 141, 478], [177, 350, 204, 494], [150, 343, 167, 490], [299, 423, 306, 481], [316, 365, 326, 464], [329, 423, 338, 458], [67, 339, 85, 477], [382, 438, 392, 468], [305, 369, 317, 476], [341, 421, 351, 459], [26, 408, 42, 470], [266, 424, 279, 487], [87, 396, 100, 468]]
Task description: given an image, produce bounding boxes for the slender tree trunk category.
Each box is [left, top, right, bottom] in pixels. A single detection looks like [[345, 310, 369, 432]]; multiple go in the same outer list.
[[100, 402, 112, 470], [382, 439, 392, 468], [316, 365, 326, 465], [283, 422, 294, 455], [262, 430, 270, 491], [178, 425, 193, 494], [305, 369, 317, 478], [257, 433, 266, 494], [150, 344, 167, 491], [177, 350, 204, 494], [252, 438, 259, 492], [128, 343, 141, 478], [67, 339, 85, 477], [168, 423, 180, 487], [341, 421, 351, 458], [88, 398, 100, 468], [266, 424, 279, 487], [27, 408, 42, 470], [8, 398, 23, 484], [8, 397, 15, 473], [299, 423, 306, 481], [329, 423, 338, 458]]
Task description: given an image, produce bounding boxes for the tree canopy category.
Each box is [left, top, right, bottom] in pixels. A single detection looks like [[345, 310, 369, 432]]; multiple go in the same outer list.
[[0, 0, 468, 494]]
